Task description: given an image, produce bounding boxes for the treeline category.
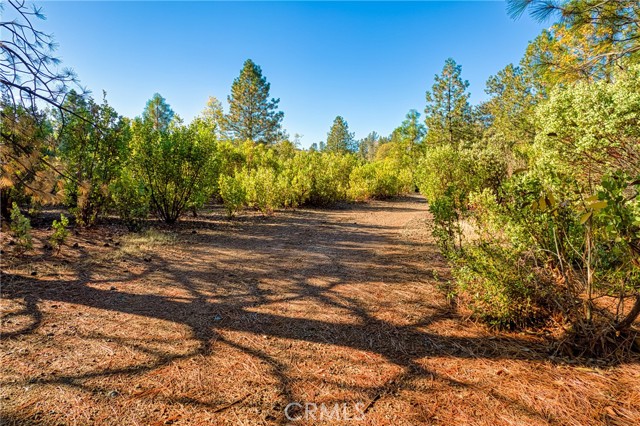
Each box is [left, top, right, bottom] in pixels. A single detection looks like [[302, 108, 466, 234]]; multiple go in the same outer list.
[[1, 59, 419, 233], [418, 0, 639, 355]]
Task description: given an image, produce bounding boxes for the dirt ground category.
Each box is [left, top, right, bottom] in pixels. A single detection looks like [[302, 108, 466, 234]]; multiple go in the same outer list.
[[1, 196, 639, 425]]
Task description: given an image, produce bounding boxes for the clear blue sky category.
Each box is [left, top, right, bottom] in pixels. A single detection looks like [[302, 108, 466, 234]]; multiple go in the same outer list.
[[36, 1, 545, 147]]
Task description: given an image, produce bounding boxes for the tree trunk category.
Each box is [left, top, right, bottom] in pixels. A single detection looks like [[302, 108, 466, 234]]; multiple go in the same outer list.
[[615, 294, 640, 331]]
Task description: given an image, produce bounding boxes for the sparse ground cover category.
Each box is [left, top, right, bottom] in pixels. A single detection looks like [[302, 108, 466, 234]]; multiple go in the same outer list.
[[1, 196, 638, 425]]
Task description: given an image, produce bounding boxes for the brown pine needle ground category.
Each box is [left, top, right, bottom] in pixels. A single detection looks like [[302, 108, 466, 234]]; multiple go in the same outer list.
[[1, 196, 639, 425]]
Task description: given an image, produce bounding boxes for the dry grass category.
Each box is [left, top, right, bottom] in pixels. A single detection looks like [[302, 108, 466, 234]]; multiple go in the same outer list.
[[1, 196, 639, 425]]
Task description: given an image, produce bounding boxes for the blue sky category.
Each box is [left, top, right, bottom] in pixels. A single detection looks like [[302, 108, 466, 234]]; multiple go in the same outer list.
[[36, 1, 545, 147]]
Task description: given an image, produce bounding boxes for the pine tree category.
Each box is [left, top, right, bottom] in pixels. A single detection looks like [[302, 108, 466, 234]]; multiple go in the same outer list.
[[201, 96, 225, 139], [358, 131, 379, 161], [397, 110, 426, 150], [225, 59, 284, 144], [326, 116, 356, 154], [142, 93, 174, 132], [424, 58, 473, 149]]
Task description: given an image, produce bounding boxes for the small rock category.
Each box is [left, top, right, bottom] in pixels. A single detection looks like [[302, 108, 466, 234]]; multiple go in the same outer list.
[[8, 240, 16, 246], [144, 257, 152, 262], [191, 230, 197, 234], [213, 315, 222, 321], [107, 390, 119, 398], [109, 286, 117, 291], [30, 271, 37, 276], [72, 242, 79, 248], [103, 243, 110, 247], [114, 241, 120, 246], [44, 244, 52, 250]]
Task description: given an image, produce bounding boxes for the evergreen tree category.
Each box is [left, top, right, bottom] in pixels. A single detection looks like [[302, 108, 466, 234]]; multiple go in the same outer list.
[[509, 0, 639, 84], [142, 93, 174, 131], [201, 96, 225, 139], [482, 64, 538, 159], [424, 58, 473, 149], [225, 59, 284, 144], [326, 116, 356, 154], [397, 110, 426, 152], [358, 131, 379, 161]]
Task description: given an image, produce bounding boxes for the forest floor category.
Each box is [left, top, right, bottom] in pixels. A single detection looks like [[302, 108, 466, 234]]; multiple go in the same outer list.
[[1, 195, 639, 426]]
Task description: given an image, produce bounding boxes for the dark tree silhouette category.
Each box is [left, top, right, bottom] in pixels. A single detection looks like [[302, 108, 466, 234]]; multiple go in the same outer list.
[[1, 0, 80, 112]]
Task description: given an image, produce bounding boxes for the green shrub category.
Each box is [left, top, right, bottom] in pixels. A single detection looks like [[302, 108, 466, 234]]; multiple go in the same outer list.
[[452, 242, 554, 329], [9, 203, 33, 251], [307, 152, 357, 205], [277, 153, 313, 208], [241, 166, 281, 215], [348, 160, 413, 201], [110, 168, 150, 231], [218, 173, 246, 217], [56, 91, 130, 226], [49, 214, 70, 252]]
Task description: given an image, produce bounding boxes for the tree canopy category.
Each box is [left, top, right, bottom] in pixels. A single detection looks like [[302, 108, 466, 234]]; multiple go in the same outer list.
[[325, 116, 356, 154], [225, 59, 284, 144], [424, 58, 473, 149]]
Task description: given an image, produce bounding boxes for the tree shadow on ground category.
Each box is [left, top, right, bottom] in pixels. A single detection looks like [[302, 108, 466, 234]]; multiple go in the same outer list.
[[1, 197, 635, 425]]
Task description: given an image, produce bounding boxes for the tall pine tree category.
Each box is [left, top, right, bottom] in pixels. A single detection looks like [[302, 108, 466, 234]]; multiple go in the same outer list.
[[325, 116, 356, 154], [225, 59, 284, 144], [424, 58, 473, 149], [201, 96, 225, 139], [142, 93, 174, 132]]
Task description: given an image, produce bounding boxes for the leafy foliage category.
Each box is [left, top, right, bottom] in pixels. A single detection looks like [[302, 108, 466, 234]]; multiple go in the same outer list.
[[9, 202, 33, 251], [110, 166, 150, 231], [131, 105, 215, 224], [55, 91, 130, 226], [218, 173, 246, 218], [49, 213, 69, 252]]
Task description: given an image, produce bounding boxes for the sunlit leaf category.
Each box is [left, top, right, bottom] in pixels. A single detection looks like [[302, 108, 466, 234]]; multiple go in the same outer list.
[[587, 201, 607, 211], [580, 211, 592, 225]]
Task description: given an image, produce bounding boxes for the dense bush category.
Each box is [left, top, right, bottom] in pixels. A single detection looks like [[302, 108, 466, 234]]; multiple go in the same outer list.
[[55, 92, 130, 226], [348, 160, 413, 201], [110, 167, 150, 231], [307, 152, 357, 205], [218, 173, 246, 217], [419, 60, 640, 340], [130, 118, 215, 224]]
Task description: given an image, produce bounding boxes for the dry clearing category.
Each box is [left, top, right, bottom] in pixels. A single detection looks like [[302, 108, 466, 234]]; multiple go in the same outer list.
[[1, 196, 639, 425]]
